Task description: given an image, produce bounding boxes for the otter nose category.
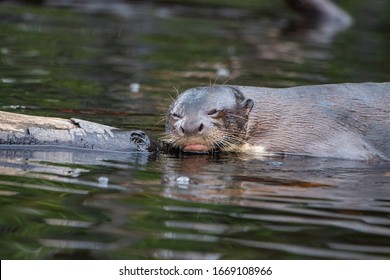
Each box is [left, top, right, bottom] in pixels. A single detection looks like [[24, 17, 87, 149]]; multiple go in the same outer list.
[[180, 119, 204, 135]]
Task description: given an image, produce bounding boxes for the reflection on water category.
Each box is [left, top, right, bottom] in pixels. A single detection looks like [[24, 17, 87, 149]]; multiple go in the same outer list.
[[1, 149, 389, 259], [1, 1, 390, 259], [159, 155, 390, 258]]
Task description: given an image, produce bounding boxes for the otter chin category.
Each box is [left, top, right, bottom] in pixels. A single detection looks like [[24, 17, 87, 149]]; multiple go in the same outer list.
[[163, 83, 390, 161]]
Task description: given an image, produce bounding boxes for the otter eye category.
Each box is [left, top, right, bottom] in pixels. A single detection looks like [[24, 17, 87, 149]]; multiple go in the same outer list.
[[207, 109, 219, 116], [171, 112, 182, 119]]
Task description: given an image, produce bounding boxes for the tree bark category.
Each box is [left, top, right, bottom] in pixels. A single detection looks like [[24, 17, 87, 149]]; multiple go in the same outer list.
[[0, 111, 157, 152]]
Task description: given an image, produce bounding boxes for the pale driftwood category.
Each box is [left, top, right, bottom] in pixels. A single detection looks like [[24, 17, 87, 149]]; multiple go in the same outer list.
[[0, 111, 156, 152]]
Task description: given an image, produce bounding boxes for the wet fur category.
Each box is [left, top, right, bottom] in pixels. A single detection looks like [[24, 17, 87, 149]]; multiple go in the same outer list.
[[234, 82, 390, 160], [164, 82, 390, 161], [163, 86, 252, 153]]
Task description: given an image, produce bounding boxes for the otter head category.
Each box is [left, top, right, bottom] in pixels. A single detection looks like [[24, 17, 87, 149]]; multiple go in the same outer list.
[[164, 86, 254, 153]]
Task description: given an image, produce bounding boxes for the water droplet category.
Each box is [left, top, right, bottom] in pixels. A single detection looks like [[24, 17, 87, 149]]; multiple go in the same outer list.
[[98, 176, 109, 187], [216, 68, 230, 78], [176, 176, 190, 185], [130, 83, 140, 93]]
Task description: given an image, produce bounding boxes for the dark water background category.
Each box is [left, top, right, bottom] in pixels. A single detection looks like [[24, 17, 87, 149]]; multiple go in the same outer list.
[[1, 0, 389, 259]]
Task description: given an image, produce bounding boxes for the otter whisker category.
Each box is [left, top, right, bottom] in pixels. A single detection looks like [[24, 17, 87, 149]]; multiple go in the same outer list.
[[221, 76, 234, 86], [208, 132, 243, 151], [167, 93, 175, 102], [153, 116, 167, 128], [172, 86, 181, 97], [228, 113, 248, 121], [212, 74, 220, 87]]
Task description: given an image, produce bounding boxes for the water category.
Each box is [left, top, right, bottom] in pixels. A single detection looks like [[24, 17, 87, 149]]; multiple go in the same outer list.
[[1, 1, 390, 259]]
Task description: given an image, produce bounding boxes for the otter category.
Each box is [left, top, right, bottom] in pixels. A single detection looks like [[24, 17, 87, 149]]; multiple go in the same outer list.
[[163, 83, 390, 161]]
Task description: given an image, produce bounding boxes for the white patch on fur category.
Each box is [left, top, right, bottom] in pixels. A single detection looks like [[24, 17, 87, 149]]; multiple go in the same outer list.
[[222, 143, 274, 157], [240, 143, 274, 155]]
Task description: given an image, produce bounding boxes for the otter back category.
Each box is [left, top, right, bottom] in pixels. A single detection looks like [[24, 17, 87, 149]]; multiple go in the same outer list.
[[233, 82, 389, 161]]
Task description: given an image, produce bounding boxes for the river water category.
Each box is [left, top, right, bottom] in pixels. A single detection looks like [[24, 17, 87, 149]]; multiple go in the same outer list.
[[1, 1, 389, 259]]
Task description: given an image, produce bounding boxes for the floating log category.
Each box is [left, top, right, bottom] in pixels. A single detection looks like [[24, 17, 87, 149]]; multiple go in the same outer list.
[[0, 111, 157, 152]]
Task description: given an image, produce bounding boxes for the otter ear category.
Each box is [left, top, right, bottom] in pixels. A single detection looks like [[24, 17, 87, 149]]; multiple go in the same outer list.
[[241, 98, 254, 115]]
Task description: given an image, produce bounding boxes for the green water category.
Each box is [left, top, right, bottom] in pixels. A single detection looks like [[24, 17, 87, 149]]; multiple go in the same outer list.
[[1, 1, 390, 259]]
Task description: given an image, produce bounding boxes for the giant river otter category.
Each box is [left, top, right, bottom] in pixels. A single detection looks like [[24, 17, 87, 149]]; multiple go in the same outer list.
[[163, 83, 390, 161]]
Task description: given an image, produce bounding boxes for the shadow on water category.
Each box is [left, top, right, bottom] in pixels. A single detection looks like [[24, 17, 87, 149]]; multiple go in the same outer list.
[[1, 0, 390, 259]]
